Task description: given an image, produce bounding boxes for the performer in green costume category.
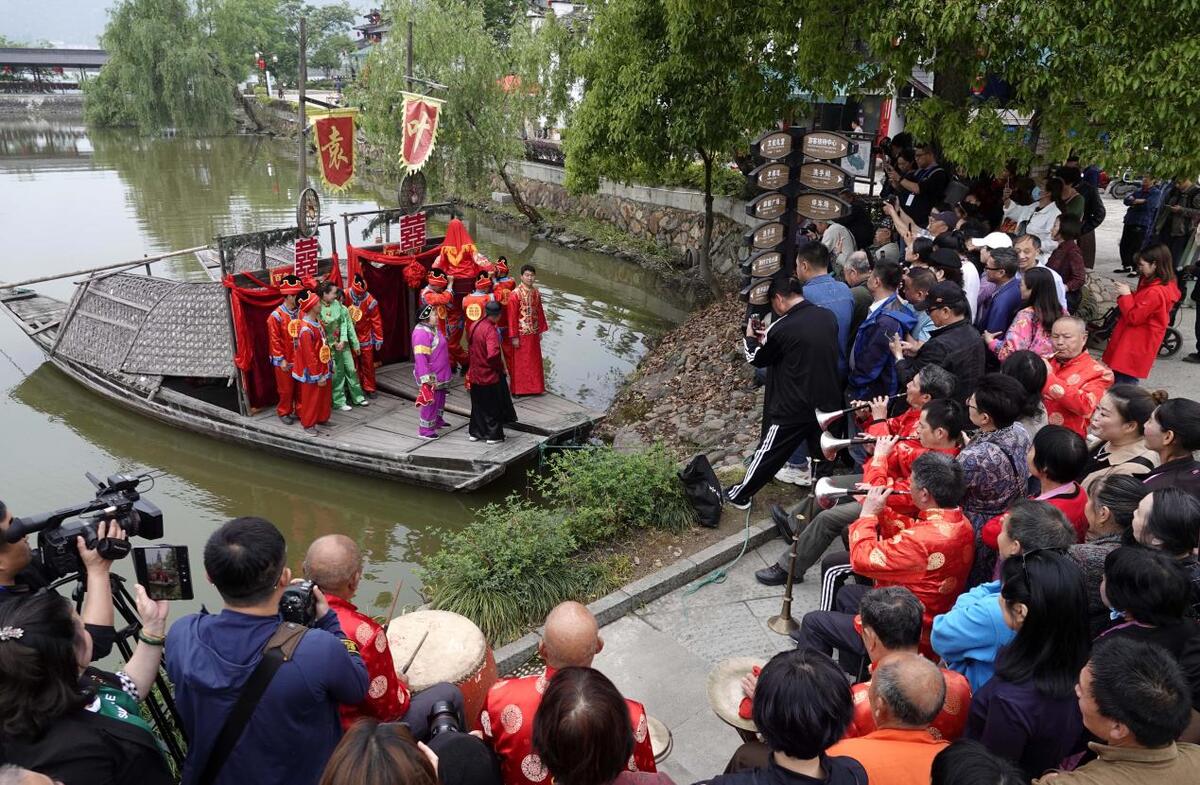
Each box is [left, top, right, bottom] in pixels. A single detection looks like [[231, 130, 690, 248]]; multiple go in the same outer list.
[[317, 281, 368, 410]]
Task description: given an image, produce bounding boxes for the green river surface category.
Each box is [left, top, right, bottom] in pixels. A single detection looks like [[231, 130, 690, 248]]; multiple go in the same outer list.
[[0, 118, 689, 618]]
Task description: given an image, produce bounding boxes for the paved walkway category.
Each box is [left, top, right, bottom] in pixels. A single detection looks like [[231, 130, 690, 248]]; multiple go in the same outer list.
[[593, 533, 816, 783]]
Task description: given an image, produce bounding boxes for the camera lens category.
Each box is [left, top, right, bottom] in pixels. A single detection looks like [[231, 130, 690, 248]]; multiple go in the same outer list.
[[427, 699, 461, 738]]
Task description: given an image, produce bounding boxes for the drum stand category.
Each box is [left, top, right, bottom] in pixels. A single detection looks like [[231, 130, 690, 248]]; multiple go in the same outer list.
[[767, 514, 804, 635]]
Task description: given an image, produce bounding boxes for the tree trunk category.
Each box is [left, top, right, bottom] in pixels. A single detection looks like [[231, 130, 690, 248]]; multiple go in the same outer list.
[[496, 159, 543, 225], [699, 149, 715, 289], [233, 87, 268, 134]]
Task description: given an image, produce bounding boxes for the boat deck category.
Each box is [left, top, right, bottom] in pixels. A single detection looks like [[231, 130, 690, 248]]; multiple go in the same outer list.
[[0, 286, 599, 491]]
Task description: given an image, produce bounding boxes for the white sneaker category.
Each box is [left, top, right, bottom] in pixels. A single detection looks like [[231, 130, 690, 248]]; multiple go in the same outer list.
[[339, 404, 352, 412], [774, 463, 813, 487], [468, 436, 479, 442]]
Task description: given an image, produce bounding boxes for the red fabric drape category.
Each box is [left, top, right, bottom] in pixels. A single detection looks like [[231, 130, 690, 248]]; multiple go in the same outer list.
[[223, 258, 343, 411], [347, 244, 441, 365]]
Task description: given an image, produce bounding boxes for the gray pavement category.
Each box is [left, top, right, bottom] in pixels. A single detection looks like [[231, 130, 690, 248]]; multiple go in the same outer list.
[[593, 193, 1199, 782]]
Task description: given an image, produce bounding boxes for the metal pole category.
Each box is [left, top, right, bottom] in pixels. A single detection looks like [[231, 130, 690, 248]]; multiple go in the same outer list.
[[767, 513, 804, 635], [406, 21, 414, 91], [298, 17, 307, 195]]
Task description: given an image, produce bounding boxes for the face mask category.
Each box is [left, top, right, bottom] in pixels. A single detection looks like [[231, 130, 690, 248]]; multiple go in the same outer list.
[[1031, 186, 1042, 200]]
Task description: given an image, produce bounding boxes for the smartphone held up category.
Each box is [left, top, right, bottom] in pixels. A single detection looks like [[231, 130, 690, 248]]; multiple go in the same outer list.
[[133, 544, 194, 601]]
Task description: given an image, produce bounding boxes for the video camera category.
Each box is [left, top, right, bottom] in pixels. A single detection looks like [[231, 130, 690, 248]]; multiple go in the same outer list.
[[3, 472, 164, 581]]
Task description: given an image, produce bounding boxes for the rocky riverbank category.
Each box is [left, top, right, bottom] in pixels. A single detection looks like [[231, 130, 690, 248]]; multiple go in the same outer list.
[[598, 293, 765, 472]]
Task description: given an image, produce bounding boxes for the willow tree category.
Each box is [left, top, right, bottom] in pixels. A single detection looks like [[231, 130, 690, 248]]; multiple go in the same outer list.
[[764, 0, 1200, 177], [84, 0, 237, 133], [565, 0, 792, 285], [354, 0, 565, 223]]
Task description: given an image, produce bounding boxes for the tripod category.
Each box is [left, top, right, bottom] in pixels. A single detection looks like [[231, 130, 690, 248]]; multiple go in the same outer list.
[[57, 571, 188, 770]]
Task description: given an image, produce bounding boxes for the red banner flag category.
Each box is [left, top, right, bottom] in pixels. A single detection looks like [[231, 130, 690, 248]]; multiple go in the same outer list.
[[401, 92, 443, 173], [310, 109, 357, 191]]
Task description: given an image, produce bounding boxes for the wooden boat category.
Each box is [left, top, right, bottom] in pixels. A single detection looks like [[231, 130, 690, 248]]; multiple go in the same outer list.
[[0, 218, 600, 492]]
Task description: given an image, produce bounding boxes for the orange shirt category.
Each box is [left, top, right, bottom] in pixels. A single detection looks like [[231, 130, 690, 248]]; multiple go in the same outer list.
[[1043, 352, 1113, 437], [481, 668, 656, 785], [845, 668, 972, 741], [862, 442, 960, 516], [827, 728, 949, 785]]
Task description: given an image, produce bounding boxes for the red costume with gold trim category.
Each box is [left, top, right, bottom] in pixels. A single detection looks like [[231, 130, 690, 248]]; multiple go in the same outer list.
[[848, 506, 974, 655], [865, 408, 921, 439], [504, 282, 548, 396], [481, 667, 656, 785], [862, 440, 960, 517], [462, 274, 496, 326], [292, 291, 333, 429], [1042, 351, 1113, 437], [420, 269, 466, 368], [326, 593, 409, 730], [846, 663, 972, 741], [348, 275, 384, 395], [267, 275, 305, 419], [492, 259, 516, 306]]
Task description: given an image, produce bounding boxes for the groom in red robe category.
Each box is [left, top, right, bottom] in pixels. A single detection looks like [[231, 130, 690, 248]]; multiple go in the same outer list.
[[504, 264, 548, 396]]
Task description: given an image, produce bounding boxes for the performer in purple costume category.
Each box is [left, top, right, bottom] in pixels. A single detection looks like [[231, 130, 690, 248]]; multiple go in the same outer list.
[[412, 304, 453, 439]]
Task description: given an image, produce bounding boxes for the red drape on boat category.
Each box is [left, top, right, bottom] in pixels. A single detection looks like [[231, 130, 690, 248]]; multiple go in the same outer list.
[[224, 258, 343, 411], [346, 243, 440, 365]]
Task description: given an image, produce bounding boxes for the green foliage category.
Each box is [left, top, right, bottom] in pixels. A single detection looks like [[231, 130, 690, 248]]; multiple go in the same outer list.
[[536, 445, 695, 547], [421, 445, 696, 643], [420, 496, 610, 643], [85, 0, 237, 133], [763, 0, 1200, 177]]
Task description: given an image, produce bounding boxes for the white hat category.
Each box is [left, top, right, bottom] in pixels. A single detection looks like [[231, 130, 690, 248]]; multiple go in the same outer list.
[[970, 232, 1014, 250]]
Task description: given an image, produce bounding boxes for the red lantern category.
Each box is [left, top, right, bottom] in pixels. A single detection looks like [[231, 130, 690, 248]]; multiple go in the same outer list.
[[257, 58, 266, 71], [52, 66, 63, 75], [2, 66, 11, 75]]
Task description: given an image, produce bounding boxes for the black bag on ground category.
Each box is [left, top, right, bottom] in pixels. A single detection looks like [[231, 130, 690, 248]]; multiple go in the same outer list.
[[679, 454, 723, 528], [1089, 307, 1120, 341]]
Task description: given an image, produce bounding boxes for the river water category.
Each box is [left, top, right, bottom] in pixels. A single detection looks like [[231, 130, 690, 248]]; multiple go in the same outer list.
[[0, 118, 689, 617]]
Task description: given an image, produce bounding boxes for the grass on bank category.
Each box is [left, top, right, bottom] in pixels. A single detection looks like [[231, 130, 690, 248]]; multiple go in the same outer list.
[[420, 445, 695, 644]]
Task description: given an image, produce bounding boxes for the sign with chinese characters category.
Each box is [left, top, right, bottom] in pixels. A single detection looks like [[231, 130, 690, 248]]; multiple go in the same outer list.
[[754, 131, 795, 161], [750, 162, 792, 191], [399, 212, 427, 253], [800, 131, 855, 161], [746, 221, 786, 250], [795, 192, 851, 221], [742, 250, 783, 279], [797, 162, 851, 191], [400, 92, 444, 173], [743, 278, 772, 306], [309, 109, 357, 191], [747, 192, 788, 220], [293, 236, 320, 279]]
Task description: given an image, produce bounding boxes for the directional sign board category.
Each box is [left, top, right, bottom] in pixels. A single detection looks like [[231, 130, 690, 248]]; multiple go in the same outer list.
[[800, 131, 857, 161], [795, 192, 851, 221], [746, 191, 789, 220], [797, 162, 851, 192], [745, 221, 787, 250]]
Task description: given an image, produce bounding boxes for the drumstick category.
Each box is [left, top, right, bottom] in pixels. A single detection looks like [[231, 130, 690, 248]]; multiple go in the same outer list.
[[385, 579, 405, 626], [400, 630, 429, 674]]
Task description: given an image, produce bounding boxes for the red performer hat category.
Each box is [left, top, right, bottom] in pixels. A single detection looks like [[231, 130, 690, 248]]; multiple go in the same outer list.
[[351, 273, 368, 294], [298, 290, 321, 313], [475, 272, 493, 290], [278, 274, 304, 295], [427, 268, 448, 286], [495, 259, 509, 276]]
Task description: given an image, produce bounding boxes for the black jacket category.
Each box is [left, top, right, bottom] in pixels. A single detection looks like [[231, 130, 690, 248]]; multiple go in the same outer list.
[[896, 318, 986, 403], [744, 300, 843, 425], [1, 708, 173, 785], [1143, 456, 1200, 498], [700, 754, 868, 785], [1077, 180, 1107, 234]]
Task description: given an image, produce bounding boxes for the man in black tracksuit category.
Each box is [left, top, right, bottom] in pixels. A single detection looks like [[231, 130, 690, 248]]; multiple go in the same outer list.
[[726, 275, 843, 509]]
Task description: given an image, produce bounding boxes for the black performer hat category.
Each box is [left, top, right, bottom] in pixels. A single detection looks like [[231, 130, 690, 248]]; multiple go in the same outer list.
[[418, 304, 434, 321]]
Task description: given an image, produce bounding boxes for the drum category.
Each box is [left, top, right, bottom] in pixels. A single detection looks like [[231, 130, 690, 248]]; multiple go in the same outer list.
[[707, 657, 766, 737], [387, 609, 498, 731], [647, 715, 672, 764]]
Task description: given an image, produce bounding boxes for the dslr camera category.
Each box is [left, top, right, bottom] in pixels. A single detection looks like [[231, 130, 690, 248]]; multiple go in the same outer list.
[[279, 580, 317, 626], [4, 472, 164, 581]]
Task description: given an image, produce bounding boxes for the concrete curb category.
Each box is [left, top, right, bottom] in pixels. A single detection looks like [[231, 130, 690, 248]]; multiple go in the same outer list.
[[494, 517, 778, 674]]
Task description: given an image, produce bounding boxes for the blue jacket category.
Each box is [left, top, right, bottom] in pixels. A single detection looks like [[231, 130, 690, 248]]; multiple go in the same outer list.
[[165, 608, 369, 785], [848, 294, 918, 400], [803, 273, 855, 376], [931, 580, 1015, 692], [979, 278, 1023, 335]]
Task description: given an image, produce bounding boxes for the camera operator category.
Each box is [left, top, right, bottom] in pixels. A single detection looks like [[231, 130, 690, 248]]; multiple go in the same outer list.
[[0, 498, 122, 661], [166, 517, 368, 785], [303, 534, 465, 739]]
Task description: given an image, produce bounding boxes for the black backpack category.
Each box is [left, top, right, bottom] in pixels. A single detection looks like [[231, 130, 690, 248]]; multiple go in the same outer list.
[[679, 454, 723, 528], [1089, 307, 1120, 341]]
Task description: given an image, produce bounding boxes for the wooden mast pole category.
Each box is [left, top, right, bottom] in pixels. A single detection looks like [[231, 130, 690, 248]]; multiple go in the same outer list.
[[298, 16, 308, 194]]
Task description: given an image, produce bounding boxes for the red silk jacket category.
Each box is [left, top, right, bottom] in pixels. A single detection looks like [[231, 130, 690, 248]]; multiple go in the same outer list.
[[326, 594, 410, 729]]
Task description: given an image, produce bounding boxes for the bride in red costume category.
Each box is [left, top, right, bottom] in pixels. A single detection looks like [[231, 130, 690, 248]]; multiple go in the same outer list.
[[433, 217, 482, 369]]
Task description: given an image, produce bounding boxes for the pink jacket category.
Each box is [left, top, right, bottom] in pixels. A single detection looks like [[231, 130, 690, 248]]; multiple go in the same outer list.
[[988, 307, 1055, 361]]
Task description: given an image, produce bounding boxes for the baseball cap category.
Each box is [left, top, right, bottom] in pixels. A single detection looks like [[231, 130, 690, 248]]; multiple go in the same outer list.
[[927, 248, 963, 270], [970, 231, 1013, 250], [925, 281, 968, 310], [930, 210, 958, 229]]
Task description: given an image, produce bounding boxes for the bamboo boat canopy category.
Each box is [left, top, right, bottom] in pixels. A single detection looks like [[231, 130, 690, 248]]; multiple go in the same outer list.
[[54, 273, 235, 380]]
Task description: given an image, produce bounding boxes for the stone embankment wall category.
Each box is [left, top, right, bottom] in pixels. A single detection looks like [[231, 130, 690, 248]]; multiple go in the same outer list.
[[509, 162, 753, 281], [0, 93, 85, 117]]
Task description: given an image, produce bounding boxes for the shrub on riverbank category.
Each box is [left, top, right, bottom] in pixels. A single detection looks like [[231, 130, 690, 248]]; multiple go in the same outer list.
[[420, 445, 696, 643]]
